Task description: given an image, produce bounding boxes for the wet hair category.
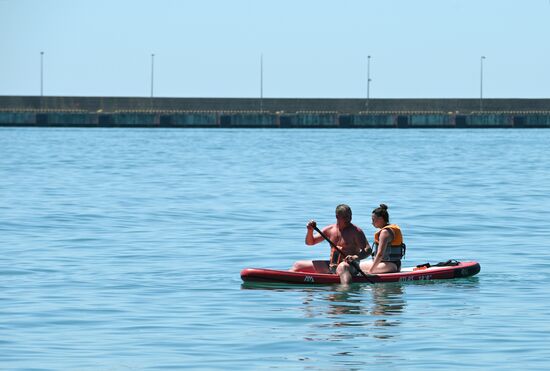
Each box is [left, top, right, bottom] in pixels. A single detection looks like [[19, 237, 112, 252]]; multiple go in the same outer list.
[[372, 204, 389, 223], [335, 204, 352, 222]]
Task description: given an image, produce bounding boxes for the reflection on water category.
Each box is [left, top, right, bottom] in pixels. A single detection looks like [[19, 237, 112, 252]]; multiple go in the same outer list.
[[242, 281, 407, 342], [314, 284, 406, 330], [370, 283, 407, 317], [298, 283, 407, 369], [242, 278, 479, 337], [317, 283, 405, 319], [241, 281, 406, 323], [241, 277, 481, 369]]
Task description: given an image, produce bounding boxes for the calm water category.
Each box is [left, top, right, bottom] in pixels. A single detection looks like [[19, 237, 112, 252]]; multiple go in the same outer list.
[[1, 127, 549, 370]]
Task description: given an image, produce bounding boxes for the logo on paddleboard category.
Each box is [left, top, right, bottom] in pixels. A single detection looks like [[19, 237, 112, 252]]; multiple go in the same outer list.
[[399, 274, 432, 282], [304, 276, 315, 283]]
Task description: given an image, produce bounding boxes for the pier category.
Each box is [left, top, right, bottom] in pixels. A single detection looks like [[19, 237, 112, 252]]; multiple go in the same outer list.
[[1, 96, 549, 128]]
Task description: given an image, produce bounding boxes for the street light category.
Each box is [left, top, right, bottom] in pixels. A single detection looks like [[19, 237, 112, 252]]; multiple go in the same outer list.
[[367, 55, 372, 110], [40, 51, 44, 96], [480, 56, 486, 112], [150, 53, 155, 98]]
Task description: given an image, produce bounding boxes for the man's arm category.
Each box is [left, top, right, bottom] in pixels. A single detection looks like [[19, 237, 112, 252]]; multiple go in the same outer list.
[[357, 230, 372, 259], [305, 220, 325, 245]]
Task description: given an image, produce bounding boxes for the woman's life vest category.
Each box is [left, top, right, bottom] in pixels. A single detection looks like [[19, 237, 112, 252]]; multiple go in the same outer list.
[[372, 224, 406, 262]]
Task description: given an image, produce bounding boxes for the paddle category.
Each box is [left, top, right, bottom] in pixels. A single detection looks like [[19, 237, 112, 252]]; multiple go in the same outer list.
[[313, 225, 376, 283]]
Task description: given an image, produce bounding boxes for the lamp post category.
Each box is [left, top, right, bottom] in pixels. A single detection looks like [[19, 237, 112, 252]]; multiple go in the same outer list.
[[40, 51, 44, 96], [150, 53, 155, 98], [366, 55, 372, 111], [480, 56, 486, 112]]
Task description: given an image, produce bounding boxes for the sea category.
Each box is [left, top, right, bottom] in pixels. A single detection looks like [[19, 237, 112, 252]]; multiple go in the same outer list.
[[1, 127, 549, 370]]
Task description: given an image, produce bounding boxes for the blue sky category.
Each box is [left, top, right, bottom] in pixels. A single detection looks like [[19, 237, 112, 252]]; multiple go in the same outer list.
[[1, 0, 549, 98]]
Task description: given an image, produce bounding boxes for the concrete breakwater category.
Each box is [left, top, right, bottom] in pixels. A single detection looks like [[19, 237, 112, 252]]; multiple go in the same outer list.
[[2, 110, 550, 128], [1, 96, 550, 128]]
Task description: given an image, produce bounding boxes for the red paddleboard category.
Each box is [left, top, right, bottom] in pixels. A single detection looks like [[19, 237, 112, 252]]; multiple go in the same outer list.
[[241, 260, 480, 285]]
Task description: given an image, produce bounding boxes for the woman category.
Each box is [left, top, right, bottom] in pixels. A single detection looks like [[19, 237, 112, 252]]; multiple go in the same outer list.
[[357, 204, 406, 274]]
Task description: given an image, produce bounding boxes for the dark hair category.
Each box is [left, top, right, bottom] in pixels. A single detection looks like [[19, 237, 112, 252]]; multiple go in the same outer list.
[[335, 204, 352, 222], [372, 204, 389, 223]]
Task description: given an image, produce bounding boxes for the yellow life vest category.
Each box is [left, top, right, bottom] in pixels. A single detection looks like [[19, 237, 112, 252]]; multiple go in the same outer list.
[[373, 224, 406, 262]]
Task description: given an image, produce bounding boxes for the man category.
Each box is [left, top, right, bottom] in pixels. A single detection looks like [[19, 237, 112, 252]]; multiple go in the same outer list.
[[290, 204, 371, 284]]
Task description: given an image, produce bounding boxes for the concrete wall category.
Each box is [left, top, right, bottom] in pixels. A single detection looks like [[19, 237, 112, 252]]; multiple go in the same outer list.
[[113, 113, 158, 126], [0, 112, 36, 124], [221, 113, 278, 128], [1, 111, 550, 128], [280, 113, 339, 128], [2, 95, 550, 114], [339, 114, 396, 128], [35, 113, 98, 126], [160, 113, 218, 127], [409, 114, 455, 128], [513, 115, 550, 128], [466, 114, 513, 128]]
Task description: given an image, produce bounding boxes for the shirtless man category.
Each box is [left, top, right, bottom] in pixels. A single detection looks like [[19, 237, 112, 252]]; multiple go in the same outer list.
[[290, 204, 371, 284]]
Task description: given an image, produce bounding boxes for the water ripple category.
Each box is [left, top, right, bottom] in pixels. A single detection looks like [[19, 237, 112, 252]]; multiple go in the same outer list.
[[1, 128, 550, 369]]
